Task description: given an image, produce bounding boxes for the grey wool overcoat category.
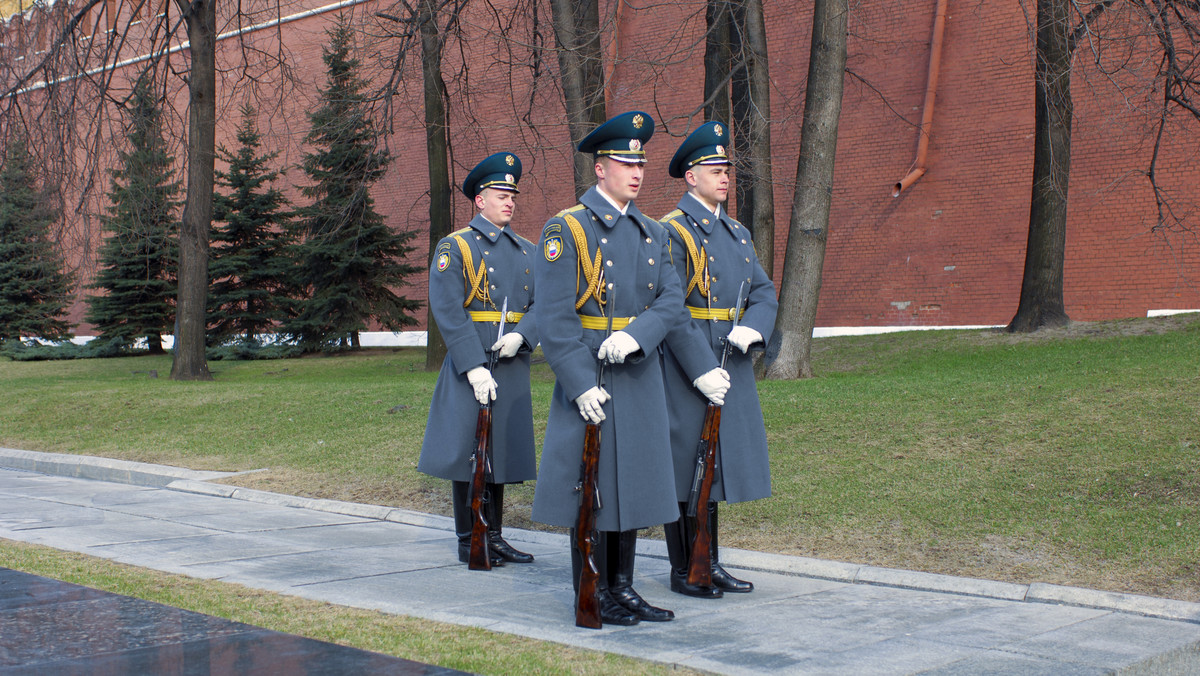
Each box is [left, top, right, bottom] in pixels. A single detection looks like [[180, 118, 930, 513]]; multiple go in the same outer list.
[[417, 214, 539, 484], [530, 187, 688, 532], [661, 193, 778, 504]]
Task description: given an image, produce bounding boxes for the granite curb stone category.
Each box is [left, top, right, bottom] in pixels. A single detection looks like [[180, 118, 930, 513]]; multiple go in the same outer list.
[[0, 447, 245, 487]]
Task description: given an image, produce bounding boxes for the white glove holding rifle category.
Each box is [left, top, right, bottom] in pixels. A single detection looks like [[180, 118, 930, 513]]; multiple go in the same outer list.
[[726, 325, 762, 353], [597, 331, 639, 364], [693, 367, 730, 406], [466, 366, 497, 405], [575, 386, 611, 423], [491, 333, 525, 359]]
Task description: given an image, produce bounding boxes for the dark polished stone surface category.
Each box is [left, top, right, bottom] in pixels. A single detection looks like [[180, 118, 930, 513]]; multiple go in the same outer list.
[[0, 568, 463, 675]]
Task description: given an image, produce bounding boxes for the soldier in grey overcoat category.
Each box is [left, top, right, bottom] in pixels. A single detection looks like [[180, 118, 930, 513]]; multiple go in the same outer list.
[[532, 112, 730, 627], [418, 152, 538, 567], [660, 122, 778, 598]]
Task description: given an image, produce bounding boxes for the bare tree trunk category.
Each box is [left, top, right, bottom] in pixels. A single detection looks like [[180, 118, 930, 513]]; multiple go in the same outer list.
[[549, 0, 606, 196], [1009, 0, 1072, 333], [730, 0, 775, 278], [704, 0, 732, 125], [419, 0, 452, 371], [765, 0, 847, 381], [170, 0, 215, 381]]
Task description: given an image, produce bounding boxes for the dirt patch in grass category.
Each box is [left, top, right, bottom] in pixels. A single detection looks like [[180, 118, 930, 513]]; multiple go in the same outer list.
[[963, 313, 1200, 345]]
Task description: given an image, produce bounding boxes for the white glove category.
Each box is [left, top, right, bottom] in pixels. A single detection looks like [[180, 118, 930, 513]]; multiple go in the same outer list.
[[491, 332, 525, 359], [466, 366, 497, 405], [574, 386, 611, 424], [693, 368, 730, 405], [727, 325, 763, 353], [597, 330, 640, 364]]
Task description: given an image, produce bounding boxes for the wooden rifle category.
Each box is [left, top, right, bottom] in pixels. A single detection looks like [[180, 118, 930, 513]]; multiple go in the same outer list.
[[467, 298, 507, 571], [685, 281, 746, 587], [574, 278, 609, 629]]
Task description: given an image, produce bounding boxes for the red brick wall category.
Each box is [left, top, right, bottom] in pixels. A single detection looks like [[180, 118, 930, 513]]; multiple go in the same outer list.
[[16, 0, 1200, 334]]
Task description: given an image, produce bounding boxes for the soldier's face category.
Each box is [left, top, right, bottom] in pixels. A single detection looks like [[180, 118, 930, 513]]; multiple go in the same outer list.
[[476, 188, 516, 226], [595, 157, 644, 207], [686, 164, 730, 207]]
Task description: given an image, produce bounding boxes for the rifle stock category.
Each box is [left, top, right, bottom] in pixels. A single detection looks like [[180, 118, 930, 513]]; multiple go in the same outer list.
[[575, 277, 609, 629], [685, 402, 721, 587], [574, 420, 603, 629], [686, 281, 745, 586], [467, 401, 493, 571]]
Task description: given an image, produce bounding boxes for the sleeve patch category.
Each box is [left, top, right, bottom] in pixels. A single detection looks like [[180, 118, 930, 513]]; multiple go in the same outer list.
[[436, 252, 451, 272], [544, 235, 563, 262]]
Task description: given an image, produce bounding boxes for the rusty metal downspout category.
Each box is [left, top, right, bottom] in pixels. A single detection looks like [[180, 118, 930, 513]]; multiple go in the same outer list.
[[893, 0, 949, 197]]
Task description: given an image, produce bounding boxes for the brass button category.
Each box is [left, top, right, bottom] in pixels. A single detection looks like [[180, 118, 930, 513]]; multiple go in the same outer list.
[[645, 237, 652, 243], [488, 267, 494, 272], [741, 239, 747, 244], [648, 283, 654, 289], [525, 268, 530, 274], [648, 258, 655, 265], [601, 238, 608, 244], [606, 260, 613, 267], [746, 257, 750, 263]]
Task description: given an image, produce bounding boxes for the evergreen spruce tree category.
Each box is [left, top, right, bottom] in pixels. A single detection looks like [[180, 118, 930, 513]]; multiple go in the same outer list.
[[286, 18, 421, 350], [84, 73, 181, 353], [208, 105, 297, 345], [0, 132, 74, 343]]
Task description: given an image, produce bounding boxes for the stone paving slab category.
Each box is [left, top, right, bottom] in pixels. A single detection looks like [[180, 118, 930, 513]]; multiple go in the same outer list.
[[2, 458, 1200, 674]]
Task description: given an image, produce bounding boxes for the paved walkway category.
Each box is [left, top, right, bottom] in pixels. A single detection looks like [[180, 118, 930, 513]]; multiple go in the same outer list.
[[3, 447, 1200, 675]]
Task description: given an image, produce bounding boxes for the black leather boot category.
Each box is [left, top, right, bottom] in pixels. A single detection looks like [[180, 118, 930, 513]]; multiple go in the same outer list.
[[708, 503, 751, 592], [486, 483, 534, 563], [664, 509, 721, 598], [452, 481, 502, 567], [608, 530, 674, 621], [570, 528, 638, 626]]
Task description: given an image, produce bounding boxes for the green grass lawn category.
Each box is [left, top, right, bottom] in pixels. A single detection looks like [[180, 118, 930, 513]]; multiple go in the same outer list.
[[2, 314, 1198, 602]]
